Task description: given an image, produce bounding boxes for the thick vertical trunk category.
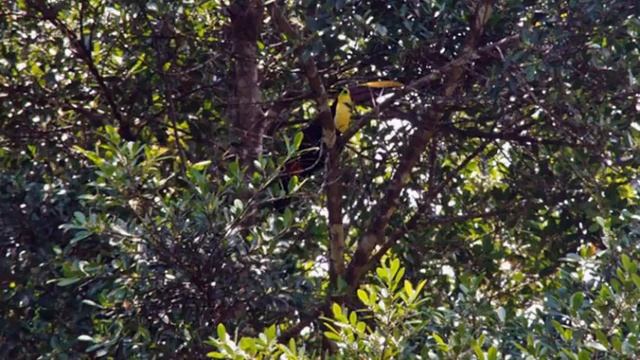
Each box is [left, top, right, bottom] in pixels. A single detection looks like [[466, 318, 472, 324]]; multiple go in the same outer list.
[[229, 0, 264, 165]]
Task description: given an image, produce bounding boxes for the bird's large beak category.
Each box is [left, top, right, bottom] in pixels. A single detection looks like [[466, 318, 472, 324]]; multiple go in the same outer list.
[[348, 80, 402, 105], [359, 80, 404, 88]]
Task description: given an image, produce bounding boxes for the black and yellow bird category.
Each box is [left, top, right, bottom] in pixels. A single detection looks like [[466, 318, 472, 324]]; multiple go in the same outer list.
[[274, 80, 402, 210]]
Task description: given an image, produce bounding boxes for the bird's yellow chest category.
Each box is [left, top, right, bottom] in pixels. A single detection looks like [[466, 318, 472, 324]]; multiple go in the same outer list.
[[334, 92, 352, 133]]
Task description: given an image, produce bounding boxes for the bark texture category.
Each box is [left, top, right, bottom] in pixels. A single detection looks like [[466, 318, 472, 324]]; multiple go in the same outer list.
[[229, 0, 265, 164], [270, 4, 346, 288]]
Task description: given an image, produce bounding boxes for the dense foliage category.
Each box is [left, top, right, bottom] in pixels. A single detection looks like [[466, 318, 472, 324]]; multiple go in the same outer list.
[[1, 0, 639, 358]]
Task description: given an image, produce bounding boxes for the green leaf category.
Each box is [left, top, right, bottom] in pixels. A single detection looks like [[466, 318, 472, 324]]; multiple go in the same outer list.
[[472, 343, 484, 360], [265, 324, 277, 340], [293, 131, 304, 151], [324, 331, 341, 341], [390, 258, 400, 278], [621, 254, 632, 272], [403, 280, 414, 297], [30, 63, 44, 78], [287, 175, 299, 192], [206, 352, 226, 359], [611, 335, 622, 352], [77, 335, 94, 342], [357, 289, 369, 305], [376, 266, 387, 282], [81, 299, 103, 309], [331, 303, 344, 320], [70, 231, 92, 245], [594, 329, 609, 349], [552, 320, 572, 341], [578, 349, 591, 360], [487, 346, 498, 360], [512, 341, 530, 355], [191, 160, 212, 171], [128, 53, 147, 74], [216, 324, 227, 340], [238, 337, 254, 351], [584, 341, 607, 352], [57, 277, 82, 286], [631, 273, 640, 289], [570, 292, 585, 311], [432, 332, 449, 352], [349, 311, 357, 326], [74, 211, 87, 224]]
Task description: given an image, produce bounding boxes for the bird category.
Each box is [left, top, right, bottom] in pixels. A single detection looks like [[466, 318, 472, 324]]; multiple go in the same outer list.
[[272, 80, 403, 211], [334, 87, 353, 133], [334, 80, 403, 134]]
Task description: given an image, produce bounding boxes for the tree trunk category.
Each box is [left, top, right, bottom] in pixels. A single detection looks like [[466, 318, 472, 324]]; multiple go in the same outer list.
[[229, 0, 264, 165]]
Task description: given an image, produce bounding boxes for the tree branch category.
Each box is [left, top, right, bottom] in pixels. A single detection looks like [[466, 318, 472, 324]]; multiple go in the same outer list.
[[339, 32, 519, 146], [344, 0, 496, 293], [441, 124, 596, 148], [270, 3, 345, 286], [27, 0, 134, 140], [358, 138, 494, 285]]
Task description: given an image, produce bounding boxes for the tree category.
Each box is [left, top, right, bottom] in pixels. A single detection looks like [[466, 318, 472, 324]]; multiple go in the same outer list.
[[1, 0, 639, 357]]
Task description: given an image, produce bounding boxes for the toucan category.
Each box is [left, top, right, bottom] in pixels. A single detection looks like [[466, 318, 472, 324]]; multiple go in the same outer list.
[[274, 81, 402, 210]]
